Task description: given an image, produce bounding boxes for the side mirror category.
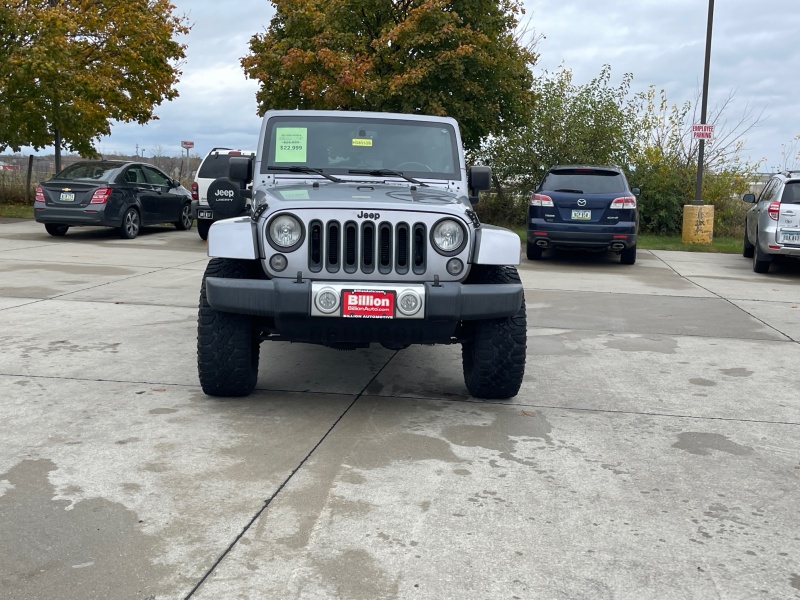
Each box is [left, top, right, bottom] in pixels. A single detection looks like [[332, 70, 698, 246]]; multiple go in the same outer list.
[[631, 187, 641, 196], [468, 166, 492, 204], [742, 193, 756, 203], [229, 156, 254, 188]]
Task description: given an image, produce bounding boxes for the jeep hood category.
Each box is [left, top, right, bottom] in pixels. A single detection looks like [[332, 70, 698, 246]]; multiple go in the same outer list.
[[261, 182, 466, 207]]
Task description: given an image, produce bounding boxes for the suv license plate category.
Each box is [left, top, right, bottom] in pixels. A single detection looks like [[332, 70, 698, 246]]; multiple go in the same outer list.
[[779, 231, 800, 245], [342, 290, 395, 319], [198, 210, 213, 219], [571, 210, 591, 220]]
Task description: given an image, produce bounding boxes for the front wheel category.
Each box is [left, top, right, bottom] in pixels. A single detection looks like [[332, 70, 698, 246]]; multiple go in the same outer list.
[[197, 219, 211, 241], [119, 207, 140, 239], [620, 244, 637, 265], [742, 225, 754, 258], [197, 258, 261, 397], [45, 223, 69, 237], [175, 202, 193, 230], [461, 266, 527, 399]]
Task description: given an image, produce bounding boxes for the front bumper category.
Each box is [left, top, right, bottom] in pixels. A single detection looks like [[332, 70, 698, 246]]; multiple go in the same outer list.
[[206, 278, 522, 320], [205, 277, 523, 345]]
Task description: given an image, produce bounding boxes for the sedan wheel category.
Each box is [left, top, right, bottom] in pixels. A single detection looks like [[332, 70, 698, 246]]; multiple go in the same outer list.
[[119, 207, 140, 239], [44, 223, 69, 237], [175, 203, 193, 231]]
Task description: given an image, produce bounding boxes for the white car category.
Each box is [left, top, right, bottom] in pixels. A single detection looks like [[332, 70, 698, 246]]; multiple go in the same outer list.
[[742, 170, 800, 273], [191, 148, 255, 240]]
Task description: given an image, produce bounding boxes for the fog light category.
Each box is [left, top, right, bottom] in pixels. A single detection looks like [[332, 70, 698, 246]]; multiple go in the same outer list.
[[446, 258, 464, 276], [315, 288, 339, 314], [269, 254, 288, 271], [397, 290, 421, 316]]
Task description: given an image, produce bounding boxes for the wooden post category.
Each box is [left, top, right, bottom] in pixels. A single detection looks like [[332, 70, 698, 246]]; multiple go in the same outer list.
[[25, 155, 34, 203]]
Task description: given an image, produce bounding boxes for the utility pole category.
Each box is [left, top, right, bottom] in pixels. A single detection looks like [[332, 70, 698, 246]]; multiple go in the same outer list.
[[682, 0, 715, 244], [693, 0, 715, 205]]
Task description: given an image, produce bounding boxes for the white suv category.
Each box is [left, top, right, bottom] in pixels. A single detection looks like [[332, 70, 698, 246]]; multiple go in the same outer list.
[[192, 148, 255, 240]]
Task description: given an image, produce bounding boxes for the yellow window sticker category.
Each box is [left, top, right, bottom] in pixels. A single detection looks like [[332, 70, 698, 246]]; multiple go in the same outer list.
[[352, 138, 373, 147], [275, 128, 307, 162]]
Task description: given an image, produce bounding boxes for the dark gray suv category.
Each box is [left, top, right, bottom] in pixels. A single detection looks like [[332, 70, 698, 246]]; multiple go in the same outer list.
[[742, 171, 800, 273]]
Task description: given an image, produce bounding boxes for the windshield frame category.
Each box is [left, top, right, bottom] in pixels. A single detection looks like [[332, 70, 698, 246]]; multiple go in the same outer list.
[[260, 115, 460, 181]]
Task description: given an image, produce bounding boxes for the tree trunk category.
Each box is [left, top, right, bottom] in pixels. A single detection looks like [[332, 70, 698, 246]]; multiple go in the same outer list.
[[54, 128, 62, 174]]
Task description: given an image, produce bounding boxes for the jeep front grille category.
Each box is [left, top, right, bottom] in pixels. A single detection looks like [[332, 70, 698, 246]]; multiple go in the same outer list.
[[309, 220, 427, 276]]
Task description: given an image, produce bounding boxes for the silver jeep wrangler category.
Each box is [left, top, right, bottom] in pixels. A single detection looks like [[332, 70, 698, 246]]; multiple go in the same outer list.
[[197, 110, 526, 399]]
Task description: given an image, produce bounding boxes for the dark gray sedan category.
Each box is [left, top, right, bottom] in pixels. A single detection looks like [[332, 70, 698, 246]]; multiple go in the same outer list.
[[34, 160, 193, 239]]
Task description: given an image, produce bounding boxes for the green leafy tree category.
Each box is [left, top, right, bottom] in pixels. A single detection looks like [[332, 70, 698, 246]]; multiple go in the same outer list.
[[241, 0, 537, 153], [628, 87, 762, 236], [483, 64, 646, 194], [0, 0, 190, 171]]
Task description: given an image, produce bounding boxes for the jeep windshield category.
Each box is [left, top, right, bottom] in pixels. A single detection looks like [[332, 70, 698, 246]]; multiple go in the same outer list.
[[261, 115, 460, 181]]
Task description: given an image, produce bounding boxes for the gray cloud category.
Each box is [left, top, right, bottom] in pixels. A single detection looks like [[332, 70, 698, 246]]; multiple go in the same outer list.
[[9, 0, 800, 170]]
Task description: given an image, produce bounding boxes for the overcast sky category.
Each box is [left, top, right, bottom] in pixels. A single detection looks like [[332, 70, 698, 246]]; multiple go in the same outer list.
[[24, 0, 800, 171]]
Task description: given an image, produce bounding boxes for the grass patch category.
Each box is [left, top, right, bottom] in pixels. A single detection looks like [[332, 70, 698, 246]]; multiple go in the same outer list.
[[0, 203, 34, 219], [505, 225, 740, 254], [637, 234, 740, 253]]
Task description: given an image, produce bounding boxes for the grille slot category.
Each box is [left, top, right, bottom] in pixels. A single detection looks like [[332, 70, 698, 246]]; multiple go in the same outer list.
[[396, 223, 409, 275], [412, 224, 426, 274], [326, 221, 340, 272], [379, 222, 392, 274], [309, 221, 322, 272], [344, 222, 358, 274]]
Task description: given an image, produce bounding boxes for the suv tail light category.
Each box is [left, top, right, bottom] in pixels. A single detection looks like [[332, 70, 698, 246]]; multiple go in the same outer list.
[[530, 193, 553, 207], [90, 188, 111, 204], [35, 186, 45, 202], [768, 201, 780, 221], [610, 196, 637, 209], [191, 181, 198, 200]]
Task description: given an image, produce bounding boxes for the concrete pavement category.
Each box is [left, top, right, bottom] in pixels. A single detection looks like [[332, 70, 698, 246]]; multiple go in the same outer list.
[[1, 219, 799, 599]]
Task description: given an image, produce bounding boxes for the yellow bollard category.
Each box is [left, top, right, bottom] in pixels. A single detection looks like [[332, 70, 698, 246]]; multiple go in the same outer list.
[[681, 204, 714, 244]]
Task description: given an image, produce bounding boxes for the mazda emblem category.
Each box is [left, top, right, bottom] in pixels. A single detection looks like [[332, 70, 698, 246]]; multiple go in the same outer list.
[[577, 199, 586, 207]]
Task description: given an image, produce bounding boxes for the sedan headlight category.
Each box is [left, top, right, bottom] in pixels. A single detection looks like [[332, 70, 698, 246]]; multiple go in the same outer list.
[[431, 219, 466, 254], [269, 214, 303, 249]]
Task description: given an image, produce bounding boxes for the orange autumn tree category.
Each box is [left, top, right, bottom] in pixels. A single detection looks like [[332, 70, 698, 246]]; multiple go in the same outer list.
[[242, 0, 537, 153], [0, 0, 190, 171]]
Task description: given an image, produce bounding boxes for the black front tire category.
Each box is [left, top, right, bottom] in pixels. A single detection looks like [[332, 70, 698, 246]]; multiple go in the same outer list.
[[119, 207, 140, 239], [197, 219, 211, 241], [526, 242, 543, 260], [742, 225, 754, 258], [620, 244, 637, 265], [462, 266, 527, 399], [45, 223, 69, 237], [197, 258, 261, 397], [175, 202, 193, 230], [752, 234, 771, 273]]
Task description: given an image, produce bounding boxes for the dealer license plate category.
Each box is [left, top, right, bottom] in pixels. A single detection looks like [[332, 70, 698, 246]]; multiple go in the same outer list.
[[571, 209, 591, 220], [342, 289, 395, 319], [198, 210, 214, 219], [60, 192, 75, 202], [779, 231, 800, 245]]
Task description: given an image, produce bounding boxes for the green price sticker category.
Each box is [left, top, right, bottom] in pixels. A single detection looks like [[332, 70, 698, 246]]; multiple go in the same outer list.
[[275, 128, 307, 162]]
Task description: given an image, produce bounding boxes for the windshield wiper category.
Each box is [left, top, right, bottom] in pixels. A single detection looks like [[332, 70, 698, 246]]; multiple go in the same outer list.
[[267, 165, 343, 183], [348, 168, 428, 187]]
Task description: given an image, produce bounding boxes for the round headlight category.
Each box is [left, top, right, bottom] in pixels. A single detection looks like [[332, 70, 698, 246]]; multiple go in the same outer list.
[[432, 219, 465, 253], [269, 215, 302, 248]]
